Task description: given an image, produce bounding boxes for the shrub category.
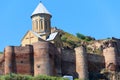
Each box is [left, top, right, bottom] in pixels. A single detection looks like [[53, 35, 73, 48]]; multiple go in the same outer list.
[[76, 33, 85, 40], [67, 40, 77, 48], [0, 74, 68, 80], [61, 36, 67, 42], [0, 74, 33, 80], [74, 78, 79, 80]]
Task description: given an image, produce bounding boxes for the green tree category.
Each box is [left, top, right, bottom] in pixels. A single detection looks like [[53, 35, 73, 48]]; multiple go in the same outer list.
[[76, 33, 85, 40]]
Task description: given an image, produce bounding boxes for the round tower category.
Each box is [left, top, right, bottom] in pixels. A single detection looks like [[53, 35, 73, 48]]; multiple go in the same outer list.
[[31, 2, 52, 40], [33, 41, 54, 76], [4, 46, 14, 74], [75, 46, 88, 80], [103, 47, 117, 71]]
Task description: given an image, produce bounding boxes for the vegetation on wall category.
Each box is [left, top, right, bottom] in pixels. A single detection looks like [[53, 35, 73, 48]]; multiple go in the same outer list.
[[86, 47, 103, 55]]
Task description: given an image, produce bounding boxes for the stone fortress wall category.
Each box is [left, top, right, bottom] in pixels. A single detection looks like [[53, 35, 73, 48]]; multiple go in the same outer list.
[[61, 47, 105, 79], [61, 38, 120, 79], [1, 41, 61, 76], [4, 45, 33, 75], [0, 38, 120, 79]]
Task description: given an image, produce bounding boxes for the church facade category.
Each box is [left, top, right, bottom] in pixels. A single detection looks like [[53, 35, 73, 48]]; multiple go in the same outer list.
[[21, 3, 62, 47]]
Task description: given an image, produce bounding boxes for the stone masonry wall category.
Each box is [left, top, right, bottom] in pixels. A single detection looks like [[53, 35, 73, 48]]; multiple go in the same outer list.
[[87, 54, 105, 72], [103, 47, 117, 71], [3, 39, 120, 79], [33, 41, 56, 76], [62, 49, 76, 77], [75, 46, 88, 80], [14, 45, 33, 75], [0, 54, 4, 75], [62, 48, 105, 78], [3, 41, 60, 76], [4, 45, 33, 75]]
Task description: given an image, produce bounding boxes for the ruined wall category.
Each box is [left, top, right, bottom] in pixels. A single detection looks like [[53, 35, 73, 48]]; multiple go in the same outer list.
[[103, 47, 117, 71], [111, 38, 120, 69], [4, 45, 33, 75], [62, 48, 105, 78], [87, 54, 105, 72], [87, 54, 104, 63]]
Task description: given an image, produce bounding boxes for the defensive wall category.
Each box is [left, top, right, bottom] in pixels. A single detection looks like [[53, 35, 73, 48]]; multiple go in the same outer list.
[[2, 41, 61, 76], [0, 39, 120, 80]]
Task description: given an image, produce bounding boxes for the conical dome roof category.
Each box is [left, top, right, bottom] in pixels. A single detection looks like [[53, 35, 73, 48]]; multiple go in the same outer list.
[[32, 2, 51, 16]]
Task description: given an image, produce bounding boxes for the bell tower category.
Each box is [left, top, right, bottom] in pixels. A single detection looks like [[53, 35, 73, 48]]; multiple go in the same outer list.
[[31, 2, 52, 39]]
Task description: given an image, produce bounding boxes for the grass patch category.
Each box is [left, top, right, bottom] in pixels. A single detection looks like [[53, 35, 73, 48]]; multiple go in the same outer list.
[[61, 32, 81, 49]]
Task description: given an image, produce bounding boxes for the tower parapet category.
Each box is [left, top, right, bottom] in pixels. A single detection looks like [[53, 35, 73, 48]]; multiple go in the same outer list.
[[75, 46, 88, 80]]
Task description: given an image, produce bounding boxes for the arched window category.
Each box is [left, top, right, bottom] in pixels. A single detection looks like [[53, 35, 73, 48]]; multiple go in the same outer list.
[[35, 20, 38, 30], [40, 19, 43, 30], [45, 20, 48, 31]]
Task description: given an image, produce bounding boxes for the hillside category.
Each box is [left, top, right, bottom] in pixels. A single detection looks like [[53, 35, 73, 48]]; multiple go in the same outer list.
[[61, 31, 95, 48], [61, 31, 113, 55], [61, 31, 81, 49]]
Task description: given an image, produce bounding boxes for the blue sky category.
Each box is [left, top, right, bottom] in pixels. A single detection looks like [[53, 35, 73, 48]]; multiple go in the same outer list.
[[0, 0, 120, 51]]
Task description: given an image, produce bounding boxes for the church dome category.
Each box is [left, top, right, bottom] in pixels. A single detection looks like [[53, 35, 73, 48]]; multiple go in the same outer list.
[[31, 2, 51, 16]]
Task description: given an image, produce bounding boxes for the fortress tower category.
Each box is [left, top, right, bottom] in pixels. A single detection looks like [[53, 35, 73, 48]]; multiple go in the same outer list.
[[103, 47, 117, 71], [75, 46, 88, 80], [33, 41, 56, 76]]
